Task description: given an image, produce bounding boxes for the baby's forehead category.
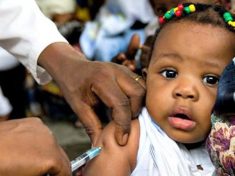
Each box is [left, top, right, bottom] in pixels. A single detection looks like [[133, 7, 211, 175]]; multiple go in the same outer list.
[[149, 20, 235, 64], [155, 20, 234, 45]]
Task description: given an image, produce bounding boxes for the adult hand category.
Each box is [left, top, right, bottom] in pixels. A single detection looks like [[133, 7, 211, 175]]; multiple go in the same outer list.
[[38, 42, 146, 146], [0, 118, 71, 176]]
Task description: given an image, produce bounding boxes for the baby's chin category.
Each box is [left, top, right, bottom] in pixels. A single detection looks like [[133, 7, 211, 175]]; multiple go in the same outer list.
[[167, 130, 206, 144]]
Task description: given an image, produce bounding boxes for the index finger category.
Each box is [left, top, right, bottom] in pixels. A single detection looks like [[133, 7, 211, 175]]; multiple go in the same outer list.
[[71, 100, 103, 145], [91, 78, 132, 146]]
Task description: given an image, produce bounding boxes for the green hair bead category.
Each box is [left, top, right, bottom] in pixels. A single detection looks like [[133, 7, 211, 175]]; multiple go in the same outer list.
[[224, 12, 233, 22], [184, 6, 191, 14], [170, 9, 175, 16], [164, 11, 172, 20]]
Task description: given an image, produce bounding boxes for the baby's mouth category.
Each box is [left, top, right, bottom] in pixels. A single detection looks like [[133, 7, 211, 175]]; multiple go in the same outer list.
[[174, 113, 190, 120], [168, 112, 196, 131]]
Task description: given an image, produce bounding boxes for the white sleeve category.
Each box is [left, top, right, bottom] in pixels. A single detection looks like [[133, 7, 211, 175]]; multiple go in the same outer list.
[[0, 0, 68, 84]]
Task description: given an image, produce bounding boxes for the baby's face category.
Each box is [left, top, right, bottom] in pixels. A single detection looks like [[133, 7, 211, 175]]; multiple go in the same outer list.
[[145, 21, 235, 143]]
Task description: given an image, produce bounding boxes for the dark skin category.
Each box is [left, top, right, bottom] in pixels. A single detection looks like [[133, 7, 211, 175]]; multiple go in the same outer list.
[[0, 20, 146, 176], [0, 42, 146, 176], [38, 42, 146, 145], [0, 118, 71, 176]]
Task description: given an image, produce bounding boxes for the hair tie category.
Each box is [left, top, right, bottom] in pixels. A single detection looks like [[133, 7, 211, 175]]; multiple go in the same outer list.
[[159, 3, 235, 31], [159, 4, 196, 24]]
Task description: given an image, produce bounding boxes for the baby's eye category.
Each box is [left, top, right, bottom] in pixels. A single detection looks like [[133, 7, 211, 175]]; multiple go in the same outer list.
[[203, 75, 219, 86], [160, 69, 177, 79]]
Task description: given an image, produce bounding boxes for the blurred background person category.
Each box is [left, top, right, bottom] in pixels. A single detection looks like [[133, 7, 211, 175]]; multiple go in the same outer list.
[[0, 48, 28, 119], [79, 0, 156, 62], [0, 86, 12, 121]]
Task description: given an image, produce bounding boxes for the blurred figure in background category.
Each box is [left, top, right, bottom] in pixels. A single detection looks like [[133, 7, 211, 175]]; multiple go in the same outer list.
[[79, 0, 156, 62], [36, 0, 76, 25], [231, 0, 235, 13], [36, 0, 82, 46], [75, 0, 105, 22], [0, 86, 12, 121], [0, 48, 28, 119]]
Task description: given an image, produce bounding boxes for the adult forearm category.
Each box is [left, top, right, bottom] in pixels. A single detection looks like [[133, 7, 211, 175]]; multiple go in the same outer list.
[[37, 42, 87, 80]]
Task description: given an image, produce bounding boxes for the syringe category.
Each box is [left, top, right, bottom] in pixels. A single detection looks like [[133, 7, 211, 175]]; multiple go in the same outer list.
[[71, 147, 101, 172], [47, 147, 101, 175]]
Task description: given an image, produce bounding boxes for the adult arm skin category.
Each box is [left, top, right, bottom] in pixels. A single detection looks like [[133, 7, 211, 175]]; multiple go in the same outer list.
[[38, 42, 146, 145], [0, 0, 146, 145], [0, 118, 71, 176], [0, 0, 70, 175]]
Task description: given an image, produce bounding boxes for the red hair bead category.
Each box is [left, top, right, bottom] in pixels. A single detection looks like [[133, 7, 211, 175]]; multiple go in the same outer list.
[[178, 4, 184, 11], [159, 16, 165, 24], [175, 10, 182, 17]]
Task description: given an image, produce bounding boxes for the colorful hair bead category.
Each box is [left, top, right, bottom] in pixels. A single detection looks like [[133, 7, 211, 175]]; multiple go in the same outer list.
[[228, 21, 235, 27], [164, 11, 172, 20], [159, 4, 197, 24], [175, 10, 183, 17], [159, 16, 165, 24], [184, 6, 190, 14], [159, 2, 235, 31], [173, 7, 178, 13], [169, 9, 175, 16], [223, 12, 233, 22], [189, 4, 196, 12], [222, 12, 235, 29], [178, 4, 184, 11]]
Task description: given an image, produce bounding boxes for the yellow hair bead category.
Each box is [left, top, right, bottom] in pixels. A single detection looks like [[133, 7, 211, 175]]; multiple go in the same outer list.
[[228, 21, 235, 27], [189, 4, 196, 12], [174, 7, 178, 12]]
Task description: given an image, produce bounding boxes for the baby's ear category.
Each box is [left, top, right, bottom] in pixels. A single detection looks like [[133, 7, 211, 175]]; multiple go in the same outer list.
[[141, 68, 148, 80]]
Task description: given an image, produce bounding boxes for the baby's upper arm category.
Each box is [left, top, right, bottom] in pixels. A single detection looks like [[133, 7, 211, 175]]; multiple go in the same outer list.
[[82, 120, 140, 176]]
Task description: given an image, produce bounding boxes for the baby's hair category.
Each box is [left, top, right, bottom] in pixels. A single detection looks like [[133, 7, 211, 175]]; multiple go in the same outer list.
[[143, 3, 235, 68]]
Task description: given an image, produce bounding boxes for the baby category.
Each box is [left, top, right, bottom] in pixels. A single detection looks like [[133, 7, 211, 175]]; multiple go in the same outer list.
[[82, 3, 235, 176]]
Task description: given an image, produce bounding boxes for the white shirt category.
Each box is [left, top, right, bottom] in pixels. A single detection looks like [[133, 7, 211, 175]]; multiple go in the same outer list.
[[131, 108, 215, 176], [0, 48, 19, 71], [0, 0, 67, 84]]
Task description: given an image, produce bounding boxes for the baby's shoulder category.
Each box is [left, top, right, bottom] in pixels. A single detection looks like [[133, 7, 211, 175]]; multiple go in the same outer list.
[[96, 119, 140, 168], [99, 119, 140, 146]]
